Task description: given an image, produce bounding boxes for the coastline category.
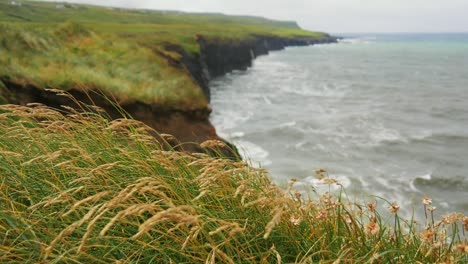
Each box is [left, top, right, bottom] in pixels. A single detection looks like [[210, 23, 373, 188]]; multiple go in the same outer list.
[[1, 34, 338, 156], [158, 33, 339, 152]]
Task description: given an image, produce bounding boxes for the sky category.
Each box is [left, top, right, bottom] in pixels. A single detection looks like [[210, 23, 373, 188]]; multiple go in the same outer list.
[[43, 0, 468, 33]]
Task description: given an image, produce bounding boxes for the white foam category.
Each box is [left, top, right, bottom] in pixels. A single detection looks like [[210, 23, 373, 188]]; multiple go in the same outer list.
[[338, 37, 374, 45], [301, 174, 352, 192], [279, 121, 297, 128], [287, 82, 348, 98], [230, 131, 245, 139], [409, 172, 432, 191], [412, 130, 434, 141], [418, 173, 432, 180], [212, 110, 253, 130], [374, 176, 399, 191], [409, 179, 420, 192], [331, 174, 352, 188], [294, 141, 307, 150], [370, 127, 404, 145], [235, 140, 271, 168]]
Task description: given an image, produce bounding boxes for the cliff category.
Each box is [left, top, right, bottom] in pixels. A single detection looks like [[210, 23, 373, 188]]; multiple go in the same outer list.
[[163, 34, 338, 101], [1, 34, 337, 158], [199, 34, 337, 80]]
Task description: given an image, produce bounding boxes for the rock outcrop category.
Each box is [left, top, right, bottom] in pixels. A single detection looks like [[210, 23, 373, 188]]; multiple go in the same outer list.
[[198, 34, 337, 84]]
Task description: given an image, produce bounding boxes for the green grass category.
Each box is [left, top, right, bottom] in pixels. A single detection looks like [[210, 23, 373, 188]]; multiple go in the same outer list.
[[0, 22, 207, 109], [0, 0, 329, 110], [0, 0, 327, 50], [0, 100, 467, 263], [1, 0, 308, 30]]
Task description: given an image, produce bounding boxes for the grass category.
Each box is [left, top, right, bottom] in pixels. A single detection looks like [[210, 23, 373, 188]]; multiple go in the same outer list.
[[0, 0, 329, 110], [0, 22, 207, 109], [0, 80, 8, 103], [0, 98, 467, 263]]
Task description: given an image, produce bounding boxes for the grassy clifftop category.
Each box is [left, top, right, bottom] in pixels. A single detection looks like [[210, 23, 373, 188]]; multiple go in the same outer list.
[[0, 0, 324, 51], [0, 1, 303, 29], [0, 22, 206, 109], [0, 0, 328, 110]]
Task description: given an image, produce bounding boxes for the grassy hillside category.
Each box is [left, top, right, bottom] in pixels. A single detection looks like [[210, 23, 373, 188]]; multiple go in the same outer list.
[[0, 0, 328, 109], [0, 0, 324, 50], [1, 1, 302, 28], [0, 101, 467, 263]]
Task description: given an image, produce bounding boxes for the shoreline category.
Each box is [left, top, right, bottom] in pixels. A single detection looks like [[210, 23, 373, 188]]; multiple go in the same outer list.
[[173, 34, 339, 153]]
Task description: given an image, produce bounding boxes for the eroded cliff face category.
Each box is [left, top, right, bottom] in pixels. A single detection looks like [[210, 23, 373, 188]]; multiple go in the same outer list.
[[162, 34, 338, 101], [195, 34, 337, 100], [1, 34, 337, 158], [0, 79, 231, 155]]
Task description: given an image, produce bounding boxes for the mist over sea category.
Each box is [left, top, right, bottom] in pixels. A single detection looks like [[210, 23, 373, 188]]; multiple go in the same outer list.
[[210, 33, 468, 217]]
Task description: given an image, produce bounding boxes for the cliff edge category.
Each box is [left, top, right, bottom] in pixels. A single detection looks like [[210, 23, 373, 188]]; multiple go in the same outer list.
[[0, 1, 337, 157], [165, 34, 338, 101]]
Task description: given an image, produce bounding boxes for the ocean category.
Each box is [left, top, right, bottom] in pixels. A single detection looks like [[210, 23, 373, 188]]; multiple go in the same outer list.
[[209, 33, 468, 218]]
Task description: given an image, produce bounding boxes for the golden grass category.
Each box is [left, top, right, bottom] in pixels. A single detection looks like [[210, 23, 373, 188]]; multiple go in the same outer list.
[[0, 99, 467, 263]]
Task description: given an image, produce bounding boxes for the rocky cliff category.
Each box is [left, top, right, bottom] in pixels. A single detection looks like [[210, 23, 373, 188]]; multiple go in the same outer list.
[[164, 34, 338, 101], [199, 34, 337, 82]]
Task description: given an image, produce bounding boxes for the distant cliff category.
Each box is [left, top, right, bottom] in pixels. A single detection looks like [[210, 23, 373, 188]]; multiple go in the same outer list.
[[163, 34, 338, 101]]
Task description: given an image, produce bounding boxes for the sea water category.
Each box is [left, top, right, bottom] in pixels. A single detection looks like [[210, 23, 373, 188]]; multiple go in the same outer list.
[[210, 33, 468, 217]]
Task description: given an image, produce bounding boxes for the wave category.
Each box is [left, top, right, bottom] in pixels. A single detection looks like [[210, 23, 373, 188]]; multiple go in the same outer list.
[[369, 128, 403, 145], [283, 82, 348, 98], [426, 133, 468, 142], [234, 140, 271, 167], [227, 131, 245, 139], [411, 173, 468, 191], [376, 131, 468, 147], [211, 110, 254, 131], [338, 37, 375, 45], [287, 121, 468, 153], [279, 121, 297, 128], [300, 174, 352, 191]]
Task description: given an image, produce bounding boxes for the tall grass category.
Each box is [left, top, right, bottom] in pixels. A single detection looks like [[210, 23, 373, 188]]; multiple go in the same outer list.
[[0, 98, 467, 263]]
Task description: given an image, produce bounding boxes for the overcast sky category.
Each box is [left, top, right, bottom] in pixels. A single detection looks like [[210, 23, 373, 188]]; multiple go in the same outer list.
[[44, 0, 468, 33]]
